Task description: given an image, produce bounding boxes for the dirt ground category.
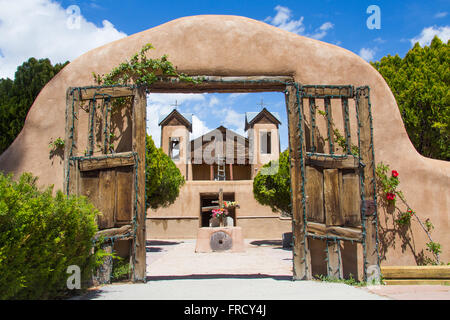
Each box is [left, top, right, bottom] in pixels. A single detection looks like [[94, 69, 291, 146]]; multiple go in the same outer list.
[[74, 239, 449, 300]]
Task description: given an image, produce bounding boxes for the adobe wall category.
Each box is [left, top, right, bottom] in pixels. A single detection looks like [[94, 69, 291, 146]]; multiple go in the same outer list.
[[146, 180, 291, 239], [0, 15, 448, 265]]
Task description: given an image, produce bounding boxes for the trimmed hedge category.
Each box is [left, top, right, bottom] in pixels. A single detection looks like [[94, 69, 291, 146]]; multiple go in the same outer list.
[[0, 172, 104, 299]]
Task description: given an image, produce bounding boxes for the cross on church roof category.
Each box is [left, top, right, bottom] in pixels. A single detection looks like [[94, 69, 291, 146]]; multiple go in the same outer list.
[[171, 100, 179, 109], [257, 98, 268, 109]]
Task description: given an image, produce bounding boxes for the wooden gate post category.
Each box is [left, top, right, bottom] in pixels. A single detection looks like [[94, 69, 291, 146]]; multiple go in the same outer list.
[[286, 84, 312, 280], [132, 87, 147, 282], [357, 86, 380, 284], [64, 87, 80, 196]]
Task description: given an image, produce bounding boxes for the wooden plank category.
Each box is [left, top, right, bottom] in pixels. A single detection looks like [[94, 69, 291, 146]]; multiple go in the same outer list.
[[340, 172, 361, 227], [78, 152, 136, 171], [341, 97, 352, 155], [97, 170, 116, 229], [381, 266, 450, 279], [324, 97, 335, 154], [324, 169, 343, 226], [94, 224, 133, 241], [306, 155, 359, 169], [64, 88, 81, 196], [86, 98, 96, 155], [201, 205, 220, 212], [306, 222, 362, 241], [80, 86, 135, 100], [80, 170, 100, 213], [131, 87, 147, 282], [286, 84, 311, 280], [357, 86, 379, 283], [326, 225, 362, 240], [148, 76, 293, 93], [308, 98, 318, 152], [115, 166, 133, 222], [327, 240, 343, 279], [383, 279, 450, 285], [305, 166, 324, 223], [301, 86, 353, 98]]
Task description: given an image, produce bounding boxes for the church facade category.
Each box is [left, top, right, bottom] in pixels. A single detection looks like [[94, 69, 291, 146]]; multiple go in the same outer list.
[[146, 107, 292, 239]]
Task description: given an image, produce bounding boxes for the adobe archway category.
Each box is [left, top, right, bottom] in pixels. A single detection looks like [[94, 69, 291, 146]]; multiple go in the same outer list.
[[0, 15, 448, 278]]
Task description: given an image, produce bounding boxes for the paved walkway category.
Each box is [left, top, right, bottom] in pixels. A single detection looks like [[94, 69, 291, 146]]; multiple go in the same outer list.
[[74, 239, 393, 300]]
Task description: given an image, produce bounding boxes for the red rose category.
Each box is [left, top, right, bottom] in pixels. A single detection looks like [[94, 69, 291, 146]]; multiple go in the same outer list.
[[392, 170, 399, 178], [386, 192, 396, 201]]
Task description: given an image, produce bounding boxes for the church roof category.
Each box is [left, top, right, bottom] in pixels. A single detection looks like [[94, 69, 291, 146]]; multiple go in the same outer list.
[[245, 108, 281, 131], [158, 109, 193, 132], [190, 126, 250, 164]]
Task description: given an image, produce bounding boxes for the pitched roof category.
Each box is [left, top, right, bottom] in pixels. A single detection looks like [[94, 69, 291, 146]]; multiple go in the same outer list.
[[190, 126, 250, 163], [158, 109, 193, 132], [245, 108, 281, 131]]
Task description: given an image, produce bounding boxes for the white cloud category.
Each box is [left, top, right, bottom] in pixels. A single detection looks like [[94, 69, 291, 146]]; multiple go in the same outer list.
[[265, 6, 333, 40], [265, 5, 305, 34], [212, 107, 245, 134], [434, 12, 448, 18], [192, 115, 213, 140], [309, 22, 334, 40], [0, 0, 127, 79], [374, 37, 386, 44], [410, 25, 450, 47], [146, 93, 212, 147], [359, 48, 376, 61]]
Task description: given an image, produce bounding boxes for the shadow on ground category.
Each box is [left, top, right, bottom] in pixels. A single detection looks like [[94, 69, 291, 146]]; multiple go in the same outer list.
[[146, 274, 293, 281], [250, 239, 292, 251]]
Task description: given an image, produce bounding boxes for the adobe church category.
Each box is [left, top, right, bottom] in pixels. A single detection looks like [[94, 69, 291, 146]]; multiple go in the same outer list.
[[146, 107, 292, 239]]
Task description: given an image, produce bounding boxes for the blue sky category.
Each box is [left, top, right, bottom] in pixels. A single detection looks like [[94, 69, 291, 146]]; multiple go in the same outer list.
[[0, 0, 449, 149]]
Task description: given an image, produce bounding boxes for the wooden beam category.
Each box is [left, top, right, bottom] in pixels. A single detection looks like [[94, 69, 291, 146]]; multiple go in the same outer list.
[[327, 240, 343, 279], [94, 224, 133, 240], [305, 166, 324, 223], [383, 279, 450, 285], [210, 165, 214, 180], [324, 97, 335, 154], [131, 87, 147, 282], [78, 152, 136, 171], [381, 266, 450, 279], [286, 84, 311, 280], [301, 85, 353, 98], [80, 86, 135, 100], [201, 205, 220, 212], [357, 86, 380, 284], [148, 76, 294, 93], [306, 222, 362, 241], [305, 154, 359, 169], [64, 88, 81, 196], [324, 169, 343, 226], [229, 163, 233, 180]]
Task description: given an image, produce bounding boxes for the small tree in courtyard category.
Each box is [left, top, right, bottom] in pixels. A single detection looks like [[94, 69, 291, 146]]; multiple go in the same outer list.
[[253, 149, 291, 216], [145, 135, 185, 210]]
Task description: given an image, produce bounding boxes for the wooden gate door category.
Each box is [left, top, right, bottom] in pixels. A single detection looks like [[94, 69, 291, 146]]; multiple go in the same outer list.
[[286, 84, 380, 283], [64, 85, 146, 282]]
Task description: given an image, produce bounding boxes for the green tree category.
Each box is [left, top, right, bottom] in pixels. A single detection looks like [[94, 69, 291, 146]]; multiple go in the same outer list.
[[145, 135, 185, 210], [371, 36, 449, 160], [0, 57, 69, 154], [253, 149, 291, 215]]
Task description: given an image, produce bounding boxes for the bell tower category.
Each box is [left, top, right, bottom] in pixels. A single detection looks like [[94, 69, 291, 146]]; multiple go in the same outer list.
[[245, 108, 281, 178], [159, 109, 192, 179]]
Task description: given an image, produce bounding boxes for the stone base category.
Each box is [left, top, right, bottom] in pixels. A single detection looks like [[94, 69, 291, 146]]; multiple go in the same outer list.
[[195, 227, 245, 253]]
